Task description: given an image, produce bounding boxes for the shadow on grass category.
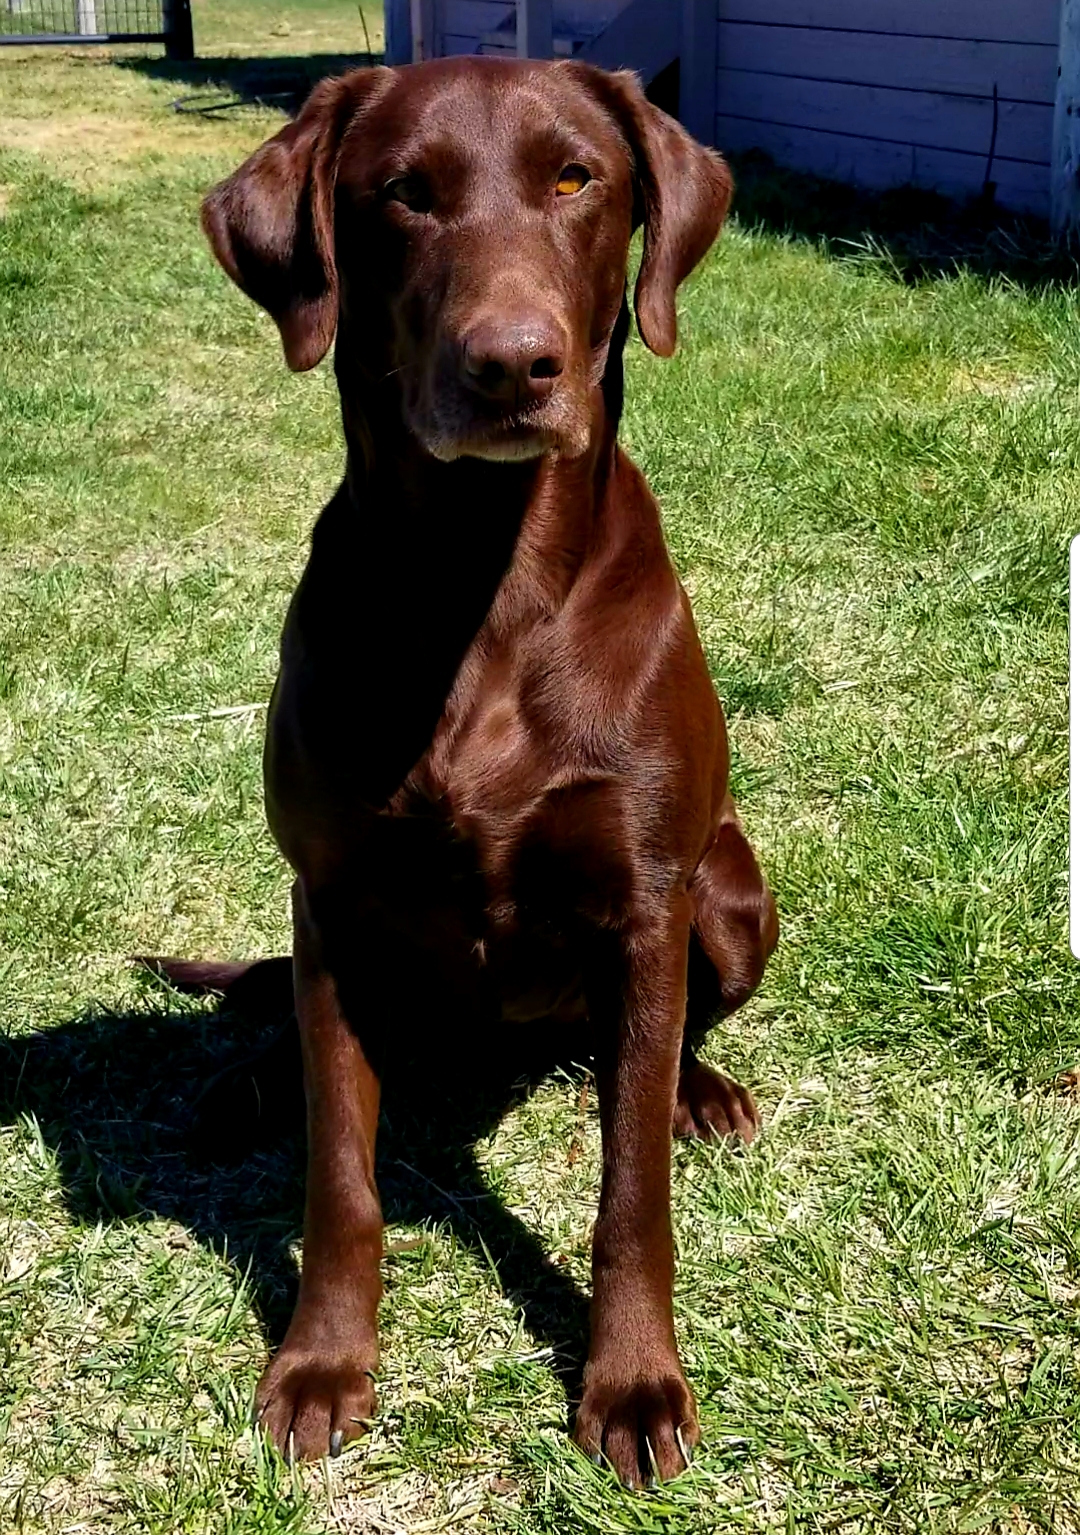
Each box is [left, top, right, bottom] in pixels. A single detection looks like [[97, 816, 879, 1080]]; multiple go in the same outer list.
[[118, 50, 381, 117], [729, 148, 1080, 291], [0, 981, 592, 1419]]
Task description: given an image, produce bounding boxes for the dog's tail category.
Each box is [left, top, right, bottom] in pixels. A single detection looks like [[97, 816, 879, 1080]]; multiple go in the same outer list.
[[133, 955, 294, 1020], [134, 957, 251, 993]]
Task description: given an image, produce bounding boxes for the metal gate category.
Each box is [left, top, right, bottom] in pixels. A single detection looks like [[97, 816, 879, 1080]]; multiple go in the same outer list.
[[0, 0, 193, 57]]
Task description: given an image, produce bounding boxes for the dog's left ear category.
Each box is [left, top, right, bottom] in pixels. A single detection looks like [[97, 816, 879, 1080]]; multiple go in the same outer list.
[[575, 66, 733, 358], [201, 68, 391, 371]]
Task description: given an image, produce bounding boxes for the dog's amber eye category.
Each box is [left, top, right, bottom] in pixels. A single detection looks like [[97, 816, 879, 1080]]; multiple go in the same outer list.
[[386, 175, 432, 213], [555, 164, 591, 196]]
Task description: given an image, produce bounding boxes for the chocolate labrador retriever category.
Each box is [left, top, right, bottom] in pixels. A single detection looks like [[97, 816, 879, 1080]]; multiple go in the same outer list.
[[189, 55, 777, 1487]]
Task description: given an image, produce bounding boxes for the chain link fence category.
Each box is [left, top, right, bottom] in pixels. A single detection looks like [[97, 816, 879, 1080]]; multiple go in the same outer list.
[[1, 0, 193, 56]]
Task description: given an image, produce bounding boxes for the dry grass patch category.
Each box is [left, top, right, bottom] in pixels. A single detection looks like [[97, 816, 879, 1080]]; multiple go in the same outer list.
[[0, 102, 279, 186]]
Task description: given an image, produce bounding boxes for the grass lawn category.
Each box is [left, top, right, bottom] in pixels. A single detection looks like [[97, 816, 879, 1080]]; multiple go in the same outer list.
[[1, 10, 1078, 1532]]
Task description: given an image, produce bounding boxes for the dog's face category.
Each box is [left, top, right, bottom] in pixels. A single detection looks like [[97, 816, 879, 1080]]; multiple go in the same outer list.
[[202, 59, 732, 463], [334, 61, 640, 463]]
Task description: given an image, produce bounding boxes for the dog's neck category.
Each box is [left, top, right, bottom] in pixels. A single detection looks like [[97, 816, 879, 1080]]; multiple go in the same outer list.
[[296, 307, 632, 804]]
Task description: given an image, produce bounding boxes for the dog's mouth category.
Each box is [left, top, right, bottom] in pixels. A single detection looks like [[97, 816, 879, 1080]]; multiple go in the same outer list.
[[407, 392, 563, 464], [411, 387, 591, 465], [428, 417, 554, 464]]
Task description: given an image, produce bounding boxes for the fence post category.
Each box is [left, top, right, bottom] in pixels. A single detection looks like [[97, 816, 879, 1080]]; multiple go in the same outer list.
[[385, 0, 412, 64], [680, 0, 716, 144], [163, 0, 194, 61], [517, 0, 552, 59], [412, 0, 436, 60], [1053, 0, 1080, 235], [76, 0, 98, 37]]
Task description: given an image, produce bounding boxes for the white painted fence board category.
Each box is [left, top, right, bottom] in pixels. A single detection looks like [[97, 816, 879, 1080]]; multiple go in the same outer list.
[[385, 0, 412, 64], [414, 0, 436, 60], [716, 0, 1060, 48], [443, 30, 479, 51], [442, 29, 517, 52], [1053, 0, 1080, 232], [436, 0, 615, 60], [519, 0, 554, 56], [717, 24, 1058, 105], [715, 113, 1050, 214], [683, 0, 719, 142], [716, 70, 1053, 164], [577, 0, 680, 78], [442, 0, 513, 35]]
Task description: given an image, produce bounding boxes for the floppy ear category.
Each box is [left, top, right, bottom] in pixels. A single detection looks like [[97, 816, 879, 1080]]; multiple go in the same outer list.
[[577, 67, 733, 358], [201, 69, 389, 372]]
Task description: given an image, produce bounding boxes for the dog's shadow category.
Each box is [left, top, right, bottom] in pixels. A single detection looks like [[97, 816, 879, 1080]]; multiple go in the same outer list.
[[0, 975, 594, 1417]]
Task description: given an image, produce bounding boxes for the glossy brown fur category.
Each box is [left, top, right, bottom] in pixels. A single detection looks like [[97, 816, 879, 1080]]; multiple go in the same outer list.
[[193, 56, 777, 1487]]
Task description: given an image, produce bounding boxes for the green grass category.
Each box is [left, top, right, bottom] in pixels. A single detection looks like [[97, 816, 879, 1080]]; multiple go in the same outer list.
[[1, 19, 1078, 1534]]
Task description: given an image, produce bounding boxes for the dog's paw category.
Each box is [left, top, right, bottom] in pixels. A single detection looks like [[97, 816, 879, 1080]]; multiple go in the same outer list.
[[255, 1347, 377, 1461], [574, 1365, 699, 1487], [673, 1059, 760, 1145]]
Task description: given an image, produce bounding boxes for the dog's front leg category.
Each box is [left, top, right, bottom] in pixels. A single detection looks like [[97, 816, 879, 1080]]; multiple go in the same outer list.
[[255, 879, 382, 1461], [575, 893, 698, 1487]]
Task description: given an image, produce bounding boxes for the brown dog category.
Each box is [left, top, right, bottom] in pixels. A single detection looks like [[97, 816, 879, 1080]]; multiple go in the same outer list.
[[194, 56, 776, 1488]]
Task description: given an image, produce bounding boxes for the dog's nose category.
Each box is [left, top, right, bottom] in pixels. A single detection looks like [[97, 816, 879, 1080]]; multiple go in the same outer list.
[[460, 315, 566, 405]]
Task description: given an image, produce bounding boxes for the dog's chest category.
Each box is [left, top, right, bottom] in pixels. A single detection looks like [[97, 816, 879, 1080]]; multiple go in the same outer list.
[[386, 661, 624, 1009], [405, 638, 556, 831], [401, 716, 629, 934]]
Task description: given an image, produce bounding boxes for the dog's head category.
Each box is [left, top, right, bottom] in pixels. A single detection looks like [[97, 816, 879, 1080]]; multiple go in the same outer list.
[[202, 58, 732, 464]]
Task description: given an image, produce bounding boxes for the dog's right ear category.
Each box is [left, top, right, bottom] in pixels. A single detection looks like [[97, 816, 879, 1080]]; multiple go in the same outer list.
[[565, 64, 732, 359], [201, 69, 390, 372]]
